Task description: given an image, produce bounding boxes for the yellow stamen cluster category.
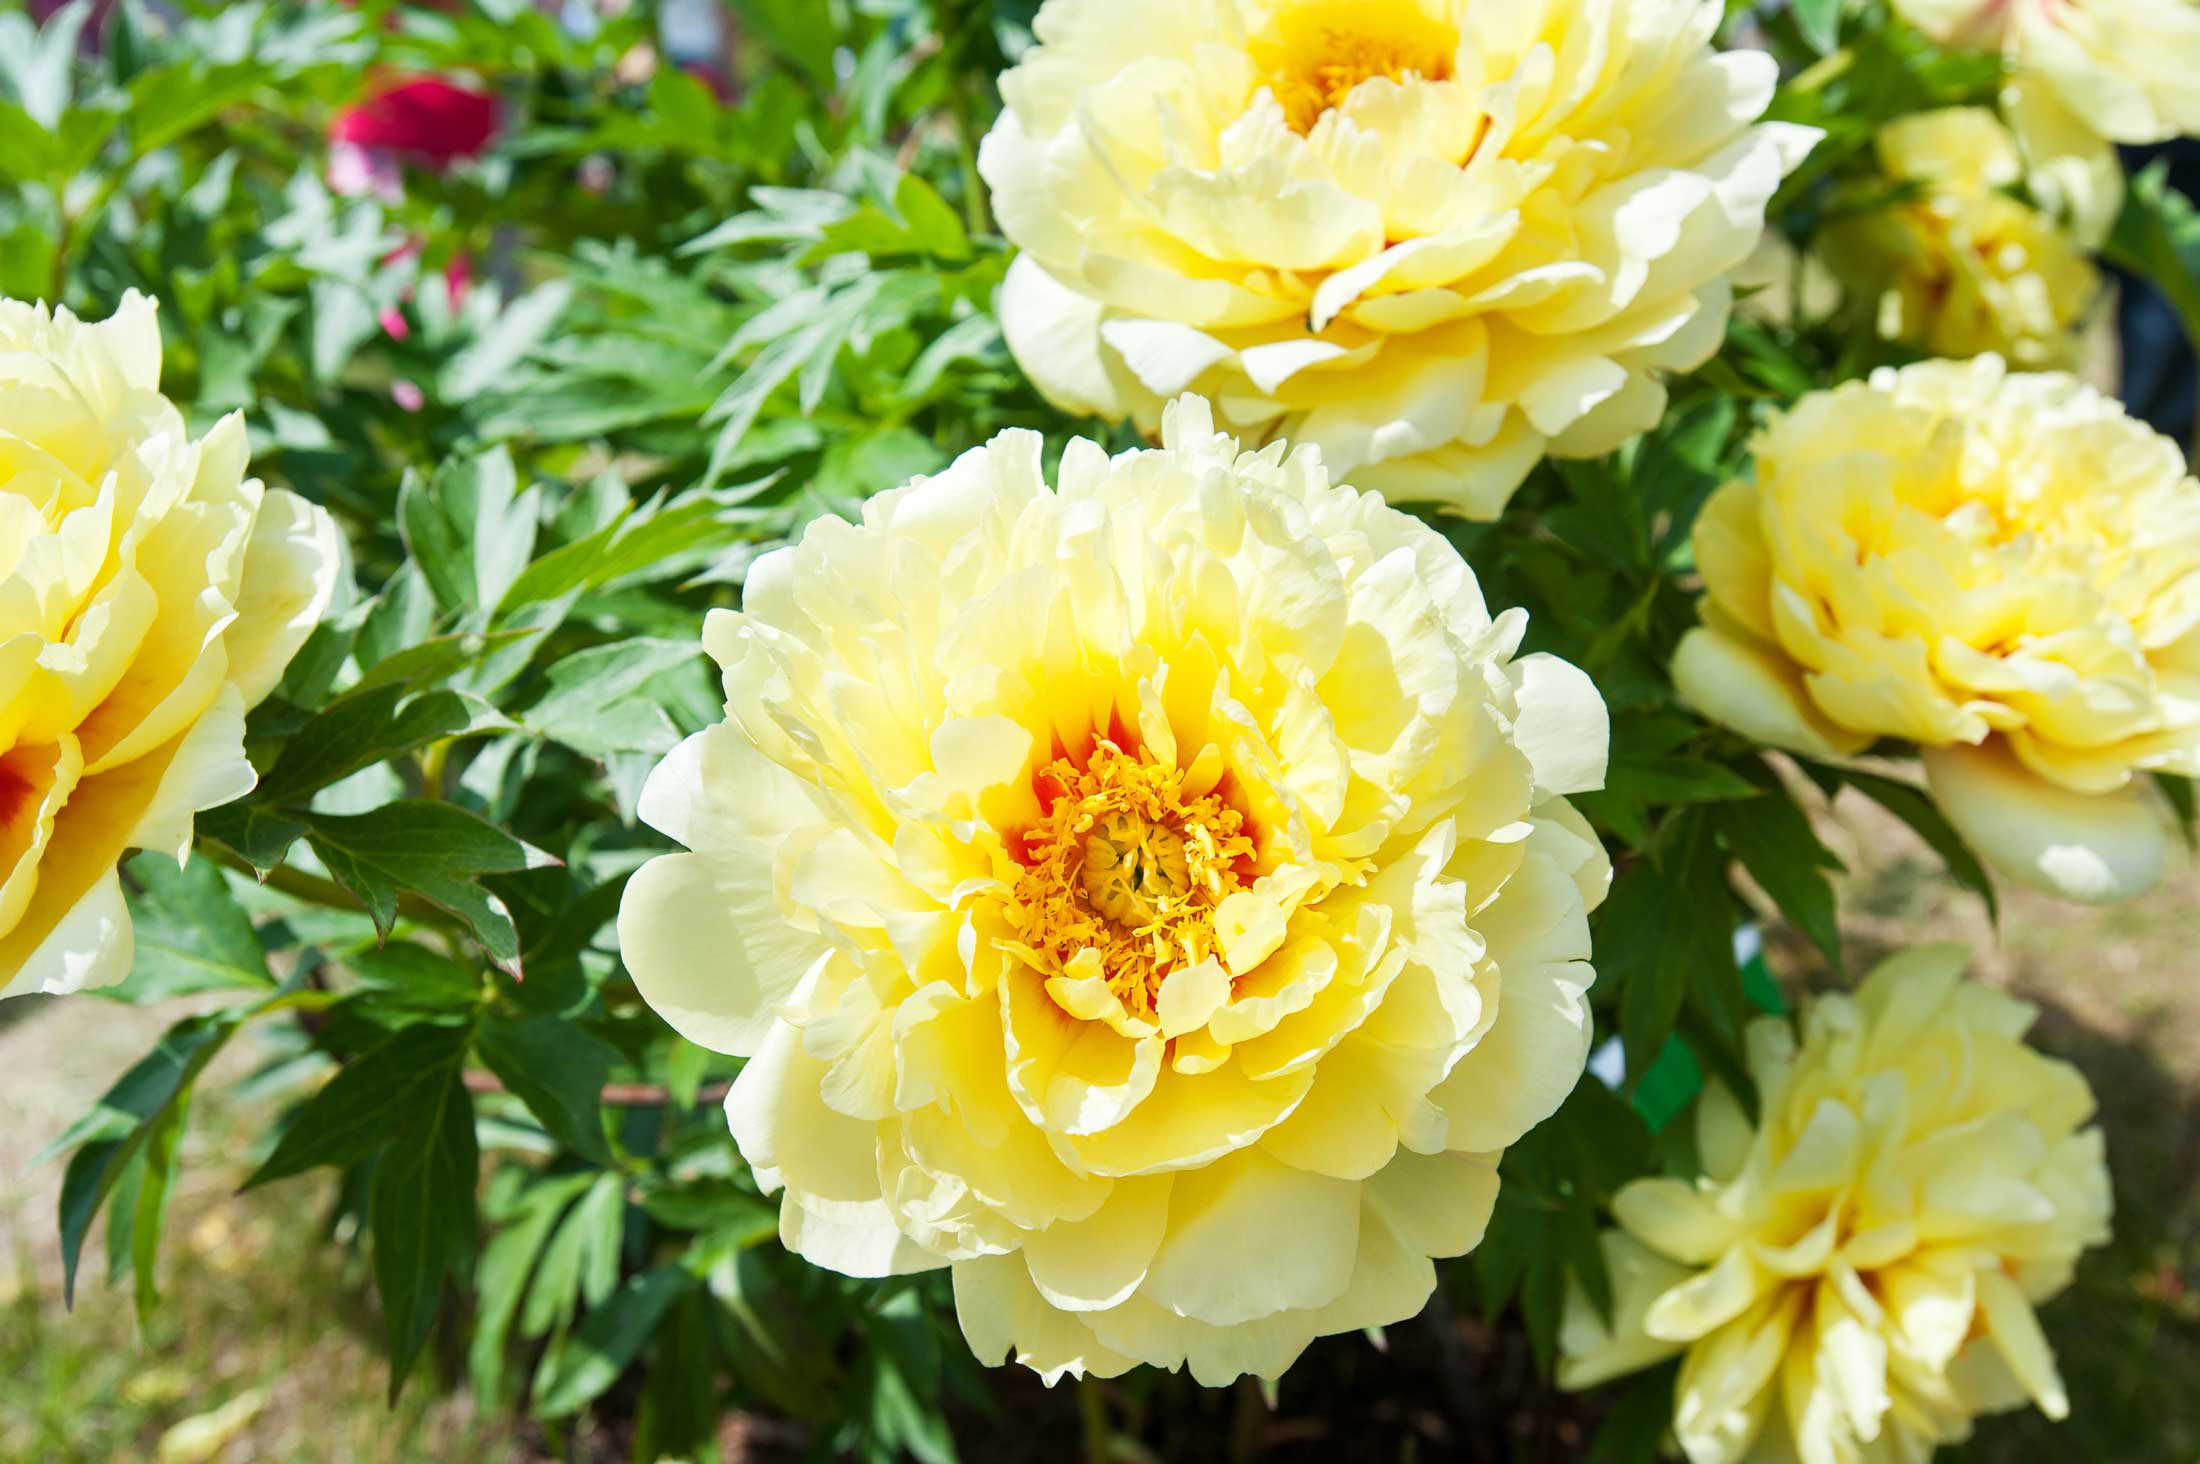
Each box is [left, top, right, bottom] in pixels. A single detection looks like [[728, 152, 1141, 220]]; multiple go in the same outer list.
[[1010, 740, 1255, 1019], [1261, 12, 1457, 134]]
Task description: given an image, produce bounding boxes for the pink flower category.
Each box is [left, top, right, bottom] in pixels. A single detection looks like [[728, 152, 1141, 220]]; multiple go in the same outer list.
[[329, 77, 499, 168]]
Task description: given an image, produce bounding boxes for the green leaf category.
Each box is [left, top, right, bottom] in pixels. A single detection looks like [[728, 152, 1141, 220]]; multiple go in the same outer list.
[[469, 1173, 596, 1411], [1589, 1361, 1681, 1464], [475, 1015, 617, 1164], [522, 638, 703, 757], [533, 1266, 693, 1418], [636, 1288, 722, 1463], [440, 281, 574, 403], [345, 942, 486, 1011], [53, 1015, 236, 1304], [130, 1095, 192, 1323], [1714, 784, 1845, 969], [2107, 161, 2200, 359], [2158, 773, 2197, 848], [194, 801, 312, 875], [256, 684, 506, 805], [112, 852, 273, 1001], [371, 1066, 481, 1401], [246, 1021, 474, 1188], [522, 1170, 626, 1340], [304, 801, 557, 967], [1791, 0, 1842, 53], [1602, 813, 1738, 1080], [399, 447, 541, 615]]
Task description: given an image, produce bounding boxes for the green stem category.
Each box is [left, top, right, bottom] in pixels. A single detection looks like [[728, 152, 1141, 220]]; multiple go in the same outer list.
[[1079, 1377, 1112, 1464]]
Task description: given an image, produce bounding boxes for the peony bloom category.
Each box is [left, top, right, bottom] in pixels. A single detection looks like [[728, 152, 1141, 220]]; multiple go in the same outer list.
[[1672, 357, 2200, 904], [1894, 0, 2200, 240], [328, 76, 499, 199], [618, 398, 1612, 1383], [1558, 946, 2112, 1464], [1821, 109, 2096, 369], [978, 0, 1817, 519], [0, 294, 341, 998], [1896, 0, 2200, 147]]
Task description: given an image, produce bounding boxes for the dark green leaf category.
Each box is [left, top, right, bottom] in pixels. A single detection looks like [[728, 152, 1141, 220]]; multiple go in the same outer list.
[[1715, 784, 1844, 969], [305, 802, 557, 966], [371, 1067, 480, 1400], [475, 1015, 617, 1164], [246, 1021, 473, 1188], [112, 852, 273, 1001]]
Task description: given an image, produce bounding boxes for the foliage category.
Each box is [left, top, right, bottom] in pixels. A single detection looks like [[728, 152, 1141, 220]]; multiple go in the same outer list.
[[10, 0, 2200, 1460]]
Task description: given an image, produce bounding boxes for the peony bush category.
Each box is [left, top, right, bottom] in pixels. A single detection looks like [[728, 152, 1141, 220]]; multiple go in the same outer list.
[[7, 0, 2198, 1459]]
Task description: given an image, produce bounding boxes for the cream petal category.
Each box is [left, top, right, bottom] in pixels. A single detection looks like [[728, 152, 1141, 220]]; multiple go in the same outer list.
[[1975, 1267, 2069, 1420], [1021, 1174, 1173, 1311], [1138, 1147, 1359, 1326], [216, 480, 342, 708], [124, 682, 256, 864], [951, 1252, 1139, 1384], [997, 255, 1132, 422], [618, 851, 829, 1057], [1922, 741, 2176, 904], [1508, 652, 1609, 796], [1672, 625, 1869, 761], [0, 865, 132, 999], [779, 1191, 945, 1279]]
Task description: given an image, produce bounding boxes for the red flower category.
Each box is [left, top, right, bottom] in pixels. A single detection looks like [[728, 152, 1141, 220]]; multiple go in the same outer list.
[[329, 77, 498, 167]]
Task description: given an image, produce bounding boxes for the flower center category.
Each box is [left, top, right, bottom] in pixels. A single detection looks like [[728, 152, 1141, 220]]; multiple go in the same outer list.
[[1081, 812, 1191, 927], [1260, 6, 1458, 135], [0, 766, 28, 830], [1010, 739, 1254, 1019]]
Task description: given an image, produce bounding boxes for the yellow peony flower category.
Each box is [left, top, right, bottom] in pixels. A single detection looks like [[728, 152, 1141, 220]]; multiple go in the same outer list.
[[1894, 0, 2200, 241], [978, 0, 1818, 519], [1897, 0, 2200, 147], [1672, 356, 2200, 904], [617, 398, 1613, 1383], [1558, 946, 2112, 1464], [1821, 109, 2097, 369], [0, 293, 340, 999]]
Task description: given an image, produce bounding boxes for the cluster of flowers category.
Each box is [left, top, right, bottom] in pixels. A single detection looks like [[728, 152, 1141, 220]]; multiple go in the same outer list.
[[5, 1, 2194, 1458]]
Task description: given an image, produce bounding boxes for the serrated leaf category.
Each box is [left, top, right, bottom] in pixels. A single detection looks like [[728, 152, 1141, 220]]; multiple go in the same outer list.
[[440, 280, 573, 403], [256, 684, 507, 805], [521, 1170, 625, 1340], [523, 638, 703, 756], [400, 447, 541, 615], [304, 801, 557, 966]]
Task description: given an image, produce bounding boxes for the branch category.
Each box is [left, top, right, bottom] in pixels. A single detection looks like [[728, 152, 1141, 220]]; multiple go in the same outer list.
[[462, 1069, 731, 1108]]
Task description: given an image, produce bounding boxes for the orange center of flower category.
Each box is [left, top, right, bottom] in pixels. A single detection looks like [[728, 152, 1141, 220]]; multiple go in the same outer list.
[[0, 765, 31, 830], [1011, 739, 1255, 1020], [1261, 7, 1458, 134]]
